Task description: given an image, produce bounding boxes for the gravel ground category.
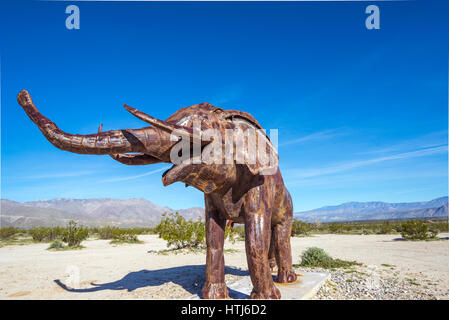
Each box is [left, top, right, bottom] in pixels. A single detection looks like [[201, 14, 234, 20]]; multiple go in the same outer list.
[[300, 264, 449, 300]]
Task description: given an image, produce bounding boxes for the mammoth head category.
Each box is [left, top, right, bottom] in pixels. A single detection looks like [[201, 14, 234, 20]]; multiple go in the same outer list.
[[17, 90, 278, 195], [160, 105, 279, 194]]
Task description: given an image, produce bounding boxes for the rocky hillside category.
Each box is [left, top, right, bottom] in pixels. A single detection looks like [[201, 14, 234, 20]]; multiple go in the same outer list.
[[294, 197, 448, 222], [2, 196, 447, 228], [0, 198, 204, 228]]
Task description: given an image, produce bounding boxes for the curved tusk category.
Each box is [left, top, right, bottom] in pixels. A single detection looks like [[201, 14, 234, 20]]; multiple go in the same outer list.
[[123, 104, 193, 136], [123, 104, 213, 146]]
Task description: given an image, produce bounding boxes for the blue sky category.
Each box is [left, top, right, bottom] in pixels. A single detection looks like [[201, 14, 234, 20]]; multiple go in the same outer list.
[[1, 0, 448, 211]]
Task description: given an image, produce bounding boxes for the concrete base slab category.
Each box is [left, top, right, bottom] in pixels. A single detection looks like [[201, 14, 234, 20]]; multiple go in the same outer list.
[[188, 270, 330, 300]]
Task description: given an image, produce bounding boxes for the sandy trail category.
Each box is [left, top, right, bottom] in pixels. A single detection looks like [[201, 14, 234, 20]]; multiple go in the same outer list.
[[0, 234, 448, 299]]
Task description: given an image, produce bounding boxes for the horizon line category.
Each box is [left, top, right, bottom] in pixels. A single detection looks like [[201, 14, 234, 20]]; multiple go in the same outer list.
[[2, 194, 446, 211]]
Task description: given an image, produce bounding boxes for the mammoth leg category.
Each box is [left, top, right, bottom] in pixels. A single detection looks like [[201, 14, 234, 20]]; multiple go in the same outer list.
[[202, 195, 229, 299], [273, 192, 297, 283], [244, 189, 280, 299], [272, 223, 297, 283]]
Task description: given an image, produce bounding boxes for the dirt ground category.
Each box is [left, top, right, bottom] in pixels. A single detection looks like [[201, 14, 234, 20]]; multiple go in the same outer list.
[[0, 234, 448, 299]]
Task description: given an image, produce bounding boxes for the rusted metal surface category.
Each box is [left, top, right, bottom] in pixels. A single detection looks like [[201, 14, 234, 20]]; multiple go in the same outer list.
[[17, 89, 297, 299]]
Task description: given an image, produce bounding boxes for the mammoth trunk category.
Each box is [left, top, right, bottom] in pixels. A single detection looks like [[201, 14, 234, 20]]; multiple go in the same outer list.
[[16, 90, 173, 158]]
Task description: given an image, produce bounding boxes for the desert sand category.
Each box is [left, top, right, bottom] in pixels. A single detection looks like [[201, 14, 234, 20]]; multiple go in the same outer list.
[[0, 234, 448, 299]]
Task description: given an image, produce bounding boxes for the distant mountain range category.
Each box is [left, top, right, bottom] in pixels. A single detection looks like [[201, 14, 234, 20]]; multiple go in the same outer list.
[[0, 198, 204, 228], [294, 197, 448, 222], [1, 196, 447, 228]]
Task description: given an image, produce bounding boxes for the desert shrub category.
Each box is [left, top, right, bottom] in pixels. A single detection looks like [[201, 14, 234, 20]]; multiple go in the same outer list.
[[317, 220, 434, 235], [428, 221, 448, 233], [361, 228, 374, 235], [247, 219, 445, 236], [0, 227, 21, 239], [155, 213, 237, 249], [96, 226, 117, 239], [129, 227, 156, 235], [155, 212, 205, 249], [110, 228, 140, 243], [234, 225, 245, 241], [94, 226, 155, 240], [62, 221, 89, 247], [300, 247, 332, 266], [47, 240, 66, 250], [47, 226, 64, 241], [28, 226, 64, 242], [428, 226, 439, 239], [89, 227, 99, 236], [111, 233, 139, 243], [224, 224, 237, 244], [328, 223, 344, 234], [377, 221, 394, 234], [29, 227, 50, 242], [292, 220, 312, 236], [399, 220, 436, 240], [299, 247, 360, 269]]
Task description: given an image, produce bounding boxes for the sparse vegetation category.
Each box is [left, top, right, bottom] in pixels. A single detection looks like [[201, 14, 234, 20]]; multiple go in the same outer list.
[[0, 227, 22, 240], [109, 231, 142, 244], [2, 217, 446, 250], [26, 221, 89, 249], [91, 226, 155, 239], [155, 212, 205, 249], [378, 221, 394, 234], [28, 226, 64, 242], [154, 212, 237, 250], [47, 240, 66, 250], [93, 226, 143, 244], [61, 221, 89, 247], [291, 220, 312, 236], [224, 224, 237, 244], [398, 220, 438, 240], [234, 225, 245, 241], [29, 227, 49, 242], [381, 264, 395, 268], [290, 218, 448, 237], [0, 227, 31, 246], [95, 226, 117, 239], [406, 278, 421, 286], [296, 247, 361, 269]]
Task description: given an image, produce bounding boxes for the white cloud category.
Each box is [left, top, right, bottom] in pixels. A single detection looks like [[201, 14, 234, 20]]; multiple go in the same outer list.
[[287, 145, 448, 180], [99, 166, 170, 183], [358, 130, 448, 155], [24, 171, 95, 179], [279, 128, 349, 147]]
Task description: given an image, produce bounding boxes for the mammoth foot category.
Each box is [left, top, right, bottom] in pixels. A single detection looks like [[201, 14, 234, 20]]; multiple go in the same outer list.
[[202, 282, 229, 299], [276, 269, 297, 283], [250, 285, 281, 299]]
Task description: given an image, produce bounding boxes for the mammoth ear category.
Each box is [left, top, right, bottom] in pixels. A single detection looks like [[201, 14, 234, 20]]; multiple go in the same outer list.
[[231, 118, 279, 176]]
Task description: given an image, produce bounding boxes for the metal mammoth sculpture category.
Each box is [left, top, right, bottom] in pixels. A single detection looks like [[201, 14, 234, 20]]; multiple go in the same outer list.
[[17, 89, 297, 299]]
